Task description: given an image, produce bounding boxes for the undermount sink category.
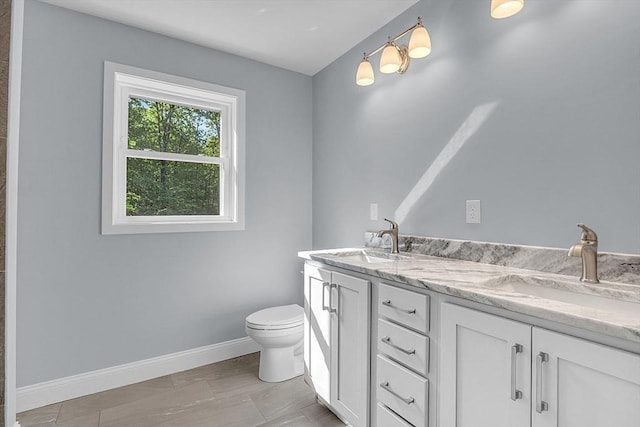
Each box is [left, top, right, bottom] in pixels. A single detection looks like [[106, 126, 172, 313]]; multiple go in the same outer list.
[[479, 274, 640, 318], [327, 249, 409, 264]]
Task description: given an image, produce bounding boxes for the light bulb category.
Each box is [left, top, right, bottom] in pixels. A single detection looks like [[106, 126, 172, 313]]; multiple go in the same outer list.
[[491, 0, 524, 19], [380, 43, 401, 74], [408, 24, 432, 59], [356, 57, 374, 86]]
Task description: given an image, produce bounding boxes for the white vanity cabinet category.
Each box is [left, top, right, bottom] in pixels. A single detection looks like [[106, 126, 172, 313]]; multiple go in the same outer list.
[[532, 327, 640, 427], [303, 263, 370, 427], [441, 303, 640, 427], [440, 304, 532, 427]]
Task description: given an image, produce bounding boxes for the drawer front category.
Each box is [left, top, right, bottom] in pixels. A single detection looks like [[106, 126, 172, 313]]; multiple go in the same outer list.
[[377, 403, 413, 427], [378, 283, 430, 333], [377, 355, 428, 427], [377, 318, 429, 376]]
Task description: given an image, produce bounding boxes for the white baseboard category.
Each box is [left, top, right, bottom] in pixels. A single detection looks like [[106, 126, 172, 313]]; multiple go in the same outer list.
[[17, 337, 260, 413]]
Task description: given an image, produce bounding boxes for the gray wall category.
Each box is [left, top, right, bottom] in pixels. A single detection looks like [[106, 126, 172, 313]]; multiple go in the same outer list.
[[17, 0, 312, 387], [313, 0, 640, 255]]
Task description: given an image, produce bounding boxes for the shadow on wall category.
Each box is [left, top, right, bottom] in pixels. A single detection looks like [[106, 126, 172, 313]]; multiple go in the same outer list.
[[394, 101, 499, 224]]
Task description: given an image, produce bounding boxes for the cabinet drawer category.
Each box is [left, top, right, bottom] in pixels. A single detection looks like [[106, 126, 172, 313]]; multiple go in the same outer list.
[[378, 318, 429, 376], [378, 283, 429, 333], [377, 355, 428, 427], [377, 403, 413, 427]]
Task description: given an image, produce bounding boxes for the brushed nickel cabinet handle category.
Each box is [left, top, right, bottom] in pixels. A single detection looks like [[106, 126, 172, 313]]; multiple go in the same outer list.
[[328, 283, 337, 313], [536, 352, 549, 413], [382, 299, 416, 314], [511, 344, 523, 401], [321, 282, 330, 311], [380, 381, 415, 404], [381, 336, 416, 355]]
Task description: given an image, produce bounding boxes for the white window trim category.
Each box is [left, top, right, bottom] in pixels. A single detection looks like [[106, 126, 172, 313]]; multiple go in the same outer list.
[[102, 62, 245, 234]]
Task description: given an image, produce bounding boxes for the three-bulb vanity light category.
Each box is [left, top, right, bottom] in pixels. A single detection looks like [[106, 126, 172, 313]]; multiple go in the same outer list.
[[355, 17, 431, 87], [356, 0, 524, 86]]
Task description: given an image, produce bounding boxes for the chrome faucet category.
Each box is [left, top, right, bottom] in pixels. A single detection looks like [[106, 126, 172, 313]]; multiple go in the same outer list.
[[568, 223, 599, 284], [377, 218, 399, 254]]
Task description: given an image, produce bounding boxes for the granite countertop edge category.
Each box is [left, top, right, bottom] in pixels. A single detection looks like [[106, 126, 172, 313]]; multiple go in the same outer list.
[[299, 249, 640, 344]]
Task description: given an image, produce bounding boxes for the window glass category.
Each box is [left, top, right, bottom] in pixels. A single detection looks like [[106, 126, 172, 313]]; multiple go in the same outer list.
[[127, 97, 221, 157], [126, 159, 220, 216]]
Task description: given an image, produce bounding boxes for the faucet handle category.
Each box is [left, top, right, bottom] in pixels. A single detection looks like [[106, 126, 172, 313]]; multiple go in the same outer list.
[[384, 218, 398, 229], [577, 223, 598, 242]]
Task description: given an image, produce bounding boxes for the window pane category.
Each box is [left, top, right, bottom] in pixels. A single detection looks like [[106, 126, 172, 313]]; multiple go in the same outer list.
[[126, 158, 220, 216], [128, 97, 221, 157]]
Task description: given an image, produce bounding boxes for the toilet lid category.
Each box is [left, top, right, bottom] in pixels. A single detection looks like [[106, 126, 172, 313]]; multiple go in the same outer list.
[[246, 304, 303, 329]]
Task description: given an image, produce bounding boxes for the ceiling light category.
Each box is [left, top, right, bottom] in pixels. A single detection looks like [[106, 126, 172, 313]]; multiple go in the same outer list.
[[491, 0, 524, 19], [355, 18, 431, 86], [356, 56, 375, 86]]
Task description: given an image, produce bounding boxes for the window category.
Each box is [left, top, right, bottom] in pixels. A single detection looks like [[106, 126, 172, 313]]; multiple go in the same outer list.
[[102, 62, 245, 234]]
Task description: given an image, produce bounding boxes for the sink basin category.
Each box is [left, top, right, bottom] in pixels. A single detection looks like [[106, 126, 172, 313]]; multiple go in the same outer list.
[[480, 274, 640, 318], [326, 249, 409, 264]]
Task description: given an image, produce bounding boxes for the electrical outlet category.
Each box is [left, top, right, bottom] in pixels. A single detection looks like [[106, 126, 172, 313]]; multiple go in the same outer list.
[[466, 200, 481, 224], [370, 203, 378, 221]]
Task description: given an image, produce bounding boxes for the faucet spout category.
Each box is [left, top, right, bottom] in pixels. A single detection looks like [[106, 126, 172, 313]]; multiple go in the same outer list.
[[568, 243, 582, 258], [568, 223, 599, 283]]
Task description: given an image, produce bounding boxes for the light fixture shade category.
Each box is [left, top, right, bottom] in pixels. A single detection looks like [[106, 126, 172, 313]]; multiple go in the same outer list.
[[356, 58, 374, 86], [380, 43, 401, 74], [408, 24, 432, 59], [491, 0, 524, 19]]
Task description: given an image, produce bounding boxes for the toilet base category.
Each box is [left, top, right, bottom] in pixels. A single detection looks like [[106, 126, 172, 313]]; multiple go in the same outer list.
[[258, 345, 304, 382]]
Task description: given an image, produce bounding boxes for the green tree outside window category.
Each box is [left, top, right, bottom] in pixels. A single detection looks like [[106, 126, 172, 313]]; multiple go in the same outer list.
[[126, 98, 222, 216]]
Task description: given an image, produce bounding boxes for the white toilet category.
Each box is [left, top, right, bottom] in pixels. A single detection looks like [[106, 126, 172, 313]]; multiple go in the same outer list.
[[245, 304, 304, 382]]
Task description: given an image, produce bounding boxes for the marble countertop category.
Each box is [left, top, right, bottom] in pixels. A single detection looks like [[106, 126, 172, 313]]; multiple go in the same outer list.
[[299, 248, 640, 344]]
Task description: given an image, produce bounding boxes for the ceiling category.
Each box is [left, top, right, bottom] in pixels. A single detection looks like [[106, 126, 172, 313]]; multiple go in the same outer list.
[[39, 0, 419, 76]]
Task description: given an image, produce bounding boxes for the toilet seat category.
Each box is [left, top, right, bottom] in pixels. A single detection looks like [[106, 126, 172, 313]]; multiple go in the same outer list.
[[246, 304, 304, 330]]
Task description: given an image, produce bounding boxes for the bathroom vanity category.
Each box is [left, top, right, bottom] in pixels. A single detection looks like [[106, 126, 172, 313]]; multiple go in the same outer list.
[[299, 239, 640, 427]]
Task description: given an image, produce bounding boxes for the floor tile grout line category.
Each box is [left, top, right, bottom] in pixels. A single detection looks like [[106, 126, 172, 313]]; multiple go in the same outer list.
[[54, 401, 62, 424], [249, 391, 271, 423]]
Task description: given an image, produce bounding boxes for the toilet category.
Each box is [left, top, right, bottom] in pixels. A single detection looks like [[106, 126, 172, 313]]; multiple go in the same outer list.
[[245, 304, 304, 382]]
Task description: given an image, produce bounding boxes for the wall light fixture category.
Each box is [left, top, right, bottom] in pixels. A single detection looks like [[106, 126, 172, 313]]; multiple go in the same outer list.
[[491, 0, 524, 19], [356, 17, 431, 87], [357, 3, 524, 87]]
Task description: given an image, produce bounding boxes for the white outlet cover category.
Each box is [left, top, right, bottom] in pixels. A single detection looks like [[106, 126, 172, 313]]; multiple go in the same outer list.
[[370, 203, 378, 221], [466, 200, 481, 224]]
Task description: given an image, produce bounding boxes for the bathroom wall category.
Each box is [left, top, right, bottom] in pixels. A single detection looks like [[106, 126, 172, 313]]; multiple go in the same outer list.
[[312, 0, 640, 255], [17, 0, 312, 387], [0, 0, 9, 419]]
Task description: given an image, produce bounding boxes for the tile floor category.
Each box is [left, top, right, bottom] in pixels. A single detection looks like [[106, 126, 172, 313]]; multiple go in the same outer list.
[[18, 353, 345, 427]]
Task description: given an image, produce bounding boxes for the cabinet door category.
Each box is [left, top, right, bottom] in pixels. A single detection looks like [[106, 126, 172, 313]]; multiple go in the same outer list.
[[303, 264, 332, 403], [330, 271, 370, 427], [441, 304, 532, 427], [532, 328, 640, 427]]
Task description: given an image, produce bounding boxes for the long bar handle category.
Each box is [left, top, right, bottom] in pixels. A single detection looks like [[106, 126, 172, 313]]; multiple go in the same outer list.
[[328, 283, 337, 313], [510, 344, 523, 401], [321, 282, 330, 311], [381, 336, 416, 355], [536, 352, 549, 413], [380, 381, 415, 405], [382, 299, 416, 314]]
